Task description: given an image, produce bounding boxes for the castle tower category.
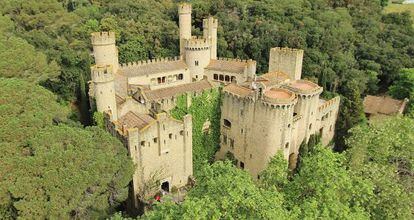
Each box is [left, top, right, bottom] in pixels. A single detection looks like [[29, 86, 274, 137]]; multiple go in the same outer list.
[[286, 80, 323, 146], [91, 65, 118, 120], [203, 17, 218, 60], [269, 47, 304, 80], [184, 38, 211, 80], [91, 32, 119, 73], [179, 3, 192, 56]]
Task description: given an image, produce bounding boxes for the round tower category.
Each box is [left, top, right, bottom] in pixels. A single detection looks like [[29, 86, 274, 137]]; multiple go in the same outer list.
[[91, 64, 118, 120], [179, 3, 192, 56], [203, 17, 218, 60], [285, 80, 323, 145], [184, 38, 211, 80], [259, 88, 297, 160], [91, 32, 119, 73]]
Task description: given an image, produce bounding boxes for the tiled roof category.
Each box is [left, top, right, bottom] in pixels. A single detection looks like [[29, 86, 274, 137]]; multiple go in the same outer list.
[[115, 95, 126, 106], [117, 111, 155, 130], [363, 95, 407, 115], [140, 79, 213, 101], [206, 59, 247, 74], [289, 80, 318, 91], [121, 60, 188, 77], [223, 83, 254, 97]]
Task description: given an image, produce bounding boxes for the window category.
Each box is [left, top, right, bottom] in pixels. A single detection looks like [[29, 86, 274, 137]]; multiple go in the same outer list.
[[285, 143, 289, 148], [231, 76, 236, 82], [250, 154, 252, 159], [213, 74, 218, 80], [180, 130, 184, 136], [223, 119, 231, 128], [241, 129, 244, 134], [157, 77, 162, 84], [178, 73, 184, 80], [288, 124, 291, 128], [240, 161, 245, 169], [162, 76, 166, 83], [169, 133, 173, 139], [219, 75, 224, 81], [195, 60, 199, 66], [225, 75, 230, 82], [230, 139, 234, 149], [140, 141, 145, 146], [309, 123, 312, 130], [153, 138, 158, 143]]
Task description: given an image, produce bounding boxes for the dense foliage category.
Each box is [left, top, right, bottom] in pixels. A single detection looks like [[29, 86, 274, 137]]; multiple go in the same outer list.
[[389, 68, 414, 114], [171, 89, 221, 176], [0, 79, 134, 219]]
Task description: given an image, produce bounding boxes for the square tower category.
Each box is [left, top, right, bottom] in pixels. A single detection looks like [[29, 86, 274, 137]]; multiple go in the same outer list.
[[269, 47, 304, 80]]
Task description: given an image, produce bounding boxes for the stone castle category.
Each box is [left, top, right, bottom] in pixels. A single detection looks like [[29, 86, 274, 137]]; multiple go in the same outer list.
[[88, 3, 339, 207]]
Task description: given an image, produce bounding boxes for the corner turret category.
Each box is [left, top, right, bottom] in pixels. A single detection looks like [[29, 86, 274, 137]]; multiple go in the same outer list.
[[179, 3, 192, 56], [91, 64, 118, 120], [91, 32, 119, 73], [203, 17, 218, 60]]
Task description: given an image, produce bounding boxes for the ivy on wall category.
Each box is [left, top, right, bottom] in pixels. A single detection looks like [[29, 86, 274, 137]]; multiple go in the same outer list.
[[171, 88, 222, 176]]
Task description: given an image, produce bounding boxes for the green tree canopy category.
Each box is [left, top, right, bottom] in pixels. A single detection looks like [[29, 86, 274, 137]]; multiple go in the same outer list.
[[0, 78, 134, 219]]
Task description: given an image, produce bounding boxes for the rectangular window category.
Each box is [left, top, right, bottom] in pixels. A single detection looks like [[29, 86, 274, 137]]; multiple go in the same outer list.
[[240, 161, 245, 169], [169, 133, 173, 139], [153, 138, 158, 143], [195, 60, 199, 66], [230, 139, 234, 149]]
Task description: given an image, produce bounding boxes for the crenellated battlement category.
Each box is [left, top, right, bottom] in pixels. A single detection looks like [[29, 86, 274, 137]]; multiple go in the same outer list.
[[217, 57, 256, 63], [91, 32, 116, 45], [120, 56, 182, 68], [91, 64, 114, 83], [184, 38, 210, 50], [270, 47, 304, 55], [318, 96, 340, 112], [203, 17, 218, 28], [178, 3, 192, 14]]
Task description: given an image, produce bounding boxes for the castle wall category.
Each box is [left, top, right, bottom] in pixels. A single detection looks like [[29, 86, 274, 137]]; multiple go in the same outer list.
[[117, 97, 149, 118], [316, 97, 340, 146], [126, 114, 192, 204], [126, 68, 191, 90]]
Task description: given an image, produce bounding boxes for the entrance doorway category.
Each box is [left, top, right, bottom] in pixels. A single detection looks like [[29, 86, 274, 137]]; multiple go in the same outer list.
[[161, 181, 170, 192]]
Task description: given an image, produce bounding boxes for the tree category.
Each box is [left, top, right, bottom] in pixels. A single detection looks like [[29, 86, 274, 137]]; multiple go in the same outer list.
[[0, 78, 134, 219], [389, 68, 414, 114], [285, 145, 371, 219], [144, 161, 291, 219], [345, 117, 414, 219]]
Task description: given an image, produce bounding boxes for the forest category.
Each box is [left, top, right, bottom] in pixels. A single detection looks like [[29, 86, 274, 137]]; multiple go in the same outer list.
[[0, 0, 413, 219]]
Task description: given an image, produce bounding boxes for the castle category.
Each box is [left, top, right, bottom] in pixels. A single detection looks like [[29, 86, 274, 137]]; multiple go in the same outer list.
[[88, 3, 339, 207]]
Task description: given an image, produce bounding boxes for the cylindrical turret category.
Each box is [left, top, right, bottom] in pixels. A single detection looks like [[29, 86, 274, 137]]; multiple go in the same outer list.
[[184, 38, 211, 80], [203, 17, 218, 60], [91, 32, 119, 73], [286, 80, 323, 145], [179, 3, 192, 56], [91, 64, 118, 120]]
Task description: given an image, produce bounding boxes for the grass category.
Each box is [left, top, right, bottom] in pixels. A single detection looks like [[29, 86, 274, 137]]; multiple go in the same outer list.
[[384, 3, 414, 21]]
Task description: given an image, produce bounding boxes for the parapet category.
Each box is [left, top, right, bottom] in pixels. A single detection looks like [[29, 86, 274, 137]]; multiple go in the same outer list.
[[178, 3, 192, 14], [263, 88, 296, 106], [203, 17, 218, 29], [318, 96, 340, 112], [91, 32, 116, 46], [91, 64, 114, 83], [120, 56, 182, 68], [270, 47, 304, 55], [285, 80, 322, 96], [217, 57, 254, 63], [184, 37, 210, 50]]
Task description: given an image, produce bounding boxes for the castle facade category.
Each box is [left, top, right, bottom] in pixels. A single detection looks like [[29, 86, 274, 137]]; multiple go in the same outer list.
[[88, 3, 339, 207]]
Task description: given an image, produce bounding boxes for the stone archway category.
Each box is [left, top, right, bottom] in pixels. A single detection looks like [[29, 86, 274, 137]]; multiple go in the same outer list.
[[288, 153, 298, 170]]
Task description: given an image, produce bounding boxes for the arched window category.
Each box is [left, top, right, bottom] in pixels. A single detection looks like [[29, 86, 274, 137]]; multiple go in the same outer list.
[[213, 74, 218, 80], [225, 75, 230, 82], [223, 119, 231, 128], [178, 73, 184, 80], [231, 76, 236, 82], [219, 75, 224, 81]]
